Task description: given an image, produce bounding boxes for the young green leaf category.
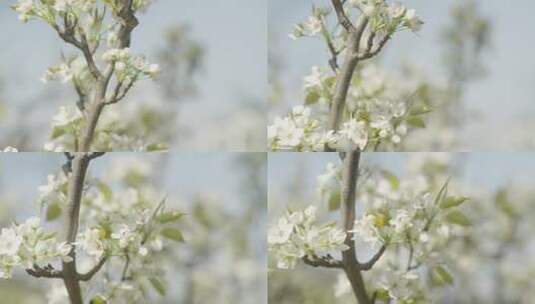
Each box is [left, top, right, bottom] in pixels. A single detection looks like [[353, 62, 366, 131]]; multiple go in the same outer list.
[[433, 178, 450, 206], [149, 277, 166, 296], [157, 211, 185, 224], [406, 116, 426, 128], [446, 210, 471, 226], [46, 203, 62, 221], [89, 296, 108, 304], [432, 266, 454, 285], [305, 90, 320, 105], [97, 181, 113, 201], [495, 189, 515, 216], [328, 190, 341, 211], [440, 196, 468, 209], [161, 228, 184, 242], [381, 170, 400, 190]]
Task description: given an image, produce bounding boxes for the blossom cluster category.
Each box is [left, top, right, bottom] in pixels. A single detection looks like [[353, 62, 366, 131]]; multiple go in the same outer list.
[[0, 217, 72, 279], [1, 157, 184, 303], [12, 0, 154, 23], [289, 1, 422, 41], [342, 157, 467, 301], [43, 106, 85, 152], [1, 147, 18, 152], [270, 155, 470, 303], [43, 104, 168, 152], [12, 0, 163, 152], [272, 0, 427, 152], [269, 63, 428, 151], [102, 48, 160, 81], [268, 206, 347, 270], [349, 0, 423, 33], [41, 57, 94, 86]]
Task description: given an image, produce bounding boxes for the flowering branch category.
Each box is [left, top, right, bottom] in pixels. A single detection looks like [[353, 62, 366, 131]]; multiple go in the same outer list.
[[269, 155, 471, 302], [0, 154, 186, 302], [268, 1, 425, 152], [12, 0, 161, 151]]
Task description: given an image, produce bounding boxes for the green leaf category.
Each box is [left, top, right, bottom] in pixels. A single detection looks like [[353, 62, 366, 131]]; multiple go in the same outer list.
[[381, 170, 400, 190], [146, 143, 169, 152], [305, 90, 320, 105], [440, 196, 469, 209], [89, 296, 107, 304], [97, 181, 113, 201], [43, 232, 58, 240], [328, 190, 341, 211], [374, 288, 391, 301], [161, 228, 184, 242], [446, 210, 471, 226], [409, 107, 433, 116], [46, 203, 62, 221], [50, 126, 67, 140], [149, 277, 166, 296], [495, 189, 515, 216], [433, 179, 450, 206], [157, 212, 185, 224], [431, 266, 454, 285], [406, 116, 426, 128]]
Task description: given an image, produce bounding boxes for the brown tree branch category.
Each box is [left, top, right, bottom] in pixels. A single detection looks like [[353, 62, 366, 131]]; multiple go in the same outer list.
[[61, 153, 105, 303], [26, 264, 64, 279], [340, 151, 371, 304], [358, 245, 386, 271], [78, 256, 107, 281], [303, 255, 344, 269], [326, 15, 369, 136], [357, 34, 392, 60], [331, 0, 356, 33], [121, 253, 132, 281], [77, 2, 139, 151]]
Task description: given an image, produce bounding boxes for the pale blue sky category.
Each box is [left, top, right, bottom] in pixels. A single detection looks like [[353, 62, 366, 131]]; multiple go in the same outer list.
[[268, 153, 535, 206], [269, 0, 535, 150]]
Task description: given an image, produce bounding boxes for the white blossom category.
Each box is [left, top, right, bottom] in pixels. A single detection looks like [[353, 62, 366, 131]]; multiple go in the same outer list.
[[268, 206, 348, 270], [289, 15, 322, 39], [404, 9, 424, 32], [1, 147, 18, 152], [78, 228, 105, 258]]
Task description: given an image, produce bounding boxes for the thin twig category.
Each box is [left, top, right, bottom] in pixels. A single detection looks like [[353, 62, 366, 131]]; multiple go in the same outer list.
[[303, 255, 344, 269], [331, 0, 356, 32], [357, 34, 391, 60], [121, 253, 131, 281], [26, 264, 64, 279], [78, 256, 107, 281], [358, 245, 386, 270]]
